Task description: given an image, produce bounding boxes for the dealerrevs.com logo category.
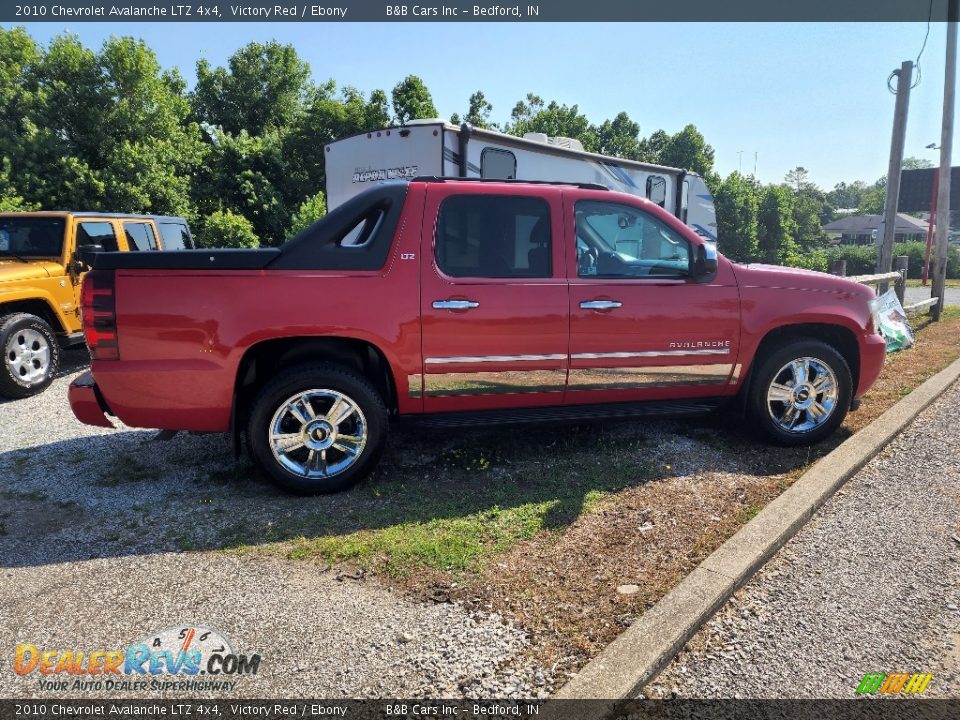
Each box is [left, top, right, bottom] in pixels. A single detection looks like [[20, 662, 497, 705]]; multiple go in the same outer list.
[[14, 626, 261, 693]]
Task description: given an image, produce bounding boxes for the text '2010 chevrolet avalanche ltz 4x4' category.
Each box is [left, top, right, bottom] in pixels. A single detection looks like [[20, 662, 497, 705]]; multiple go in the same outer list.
[[69, 179, 886, 494]]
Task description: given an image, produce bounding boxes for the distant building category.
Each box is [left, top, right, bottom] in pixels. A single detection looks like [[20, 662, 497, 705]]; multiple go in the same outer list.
[[823, 214, 929, 245]]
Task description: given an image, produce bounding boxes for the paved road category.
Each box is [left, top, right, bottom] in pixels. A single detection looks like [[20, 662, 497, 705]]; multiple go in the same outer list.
[[646, 380, 960, 699], [905, 285, 960, 307]]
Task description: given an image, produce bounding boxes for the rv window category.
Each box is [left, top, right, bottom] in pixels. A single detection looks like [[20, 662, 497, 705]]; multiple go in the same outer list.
[[575, 200, 690, 279], [436, 195, 551, 279], [681, 179, 690, 224], [646, 176, 667, 207], [480, 148, 517, 180]]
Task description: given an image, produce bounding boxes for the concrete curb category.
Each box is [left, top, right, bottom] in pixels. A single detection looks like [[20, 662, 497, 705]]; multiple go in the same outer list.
[[550, 355, 960, 712]]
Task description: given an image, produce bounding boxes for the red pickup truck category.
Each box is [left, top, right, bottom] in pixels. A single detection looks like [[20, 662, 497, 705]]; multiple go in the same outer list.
[[70, 179, 886, 494]]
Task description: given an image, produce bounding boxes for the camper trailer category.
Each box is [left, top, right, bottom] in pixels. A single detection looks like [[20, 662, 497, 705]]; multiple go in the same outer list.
[[323, 120, 718, 242]]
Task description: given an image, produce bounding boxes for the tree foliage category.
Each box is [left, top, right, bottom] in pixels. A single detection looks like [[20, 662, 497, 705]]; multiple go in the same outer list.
[[196, 209, 259, 248], [288, 191, 328, 236], [714, 173, 760, 262], [391, 75, 438, 125], [192, 41, 313, 136]]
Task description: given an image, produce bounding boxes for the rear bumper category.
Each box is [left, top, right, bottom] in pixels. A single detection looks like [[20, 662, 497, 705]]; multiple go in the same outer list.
[[68, 371, 115, 428], [855, 333, 887, 399]]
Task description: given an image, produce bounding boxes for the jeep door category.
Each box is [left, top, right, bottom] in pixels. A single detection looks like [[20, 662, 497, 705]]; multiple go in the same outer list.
[[565, 190, 741, 406], [418, 183, 569, 413]]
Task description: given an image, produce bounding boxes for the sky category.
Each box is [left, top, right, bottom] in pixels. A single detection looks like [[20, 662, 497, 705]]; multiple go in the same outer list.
[[8, 21, 959, 190]]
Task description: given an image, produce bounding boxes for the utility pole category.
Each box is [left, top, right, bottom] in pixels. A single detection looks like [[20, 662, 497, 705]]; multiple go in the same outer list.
[[932, 0, 958, 321], [876, 61, 913, 294]]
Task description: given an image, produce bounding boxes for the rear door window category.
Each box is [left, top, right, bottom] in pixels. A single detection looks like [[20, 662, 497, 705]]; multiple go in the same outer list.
[[124, 222, 158, 251], [76, 222, 119, 252], [436, 194, 551, 278], [157, 222, 192, 250]]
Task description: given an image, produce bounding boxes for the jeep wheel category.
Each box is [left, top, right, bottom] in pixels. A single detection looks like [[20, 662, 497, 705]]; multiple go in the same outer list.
[[247, 363, 388, 494], [0, 313, 61, 399], [749, 340, 851, 446]]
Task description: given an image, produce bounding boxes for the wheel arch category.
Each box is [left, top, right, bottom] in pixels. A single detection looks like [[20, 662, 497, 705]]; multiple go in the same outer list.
[[0, 297, 67, 335], [737, 322, 860, 411], [232, 335, 399, 442]]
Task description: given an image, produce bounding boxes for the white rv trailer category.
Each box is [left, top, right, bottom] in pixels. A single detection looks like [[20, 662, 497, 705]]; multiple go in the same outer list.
[[323, 120, 718, 242]]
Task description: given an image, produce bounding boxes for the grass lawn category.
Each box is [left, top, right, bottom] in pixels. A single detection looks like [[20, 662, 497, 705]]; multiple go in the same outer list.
[[906, 278, 960, 288]]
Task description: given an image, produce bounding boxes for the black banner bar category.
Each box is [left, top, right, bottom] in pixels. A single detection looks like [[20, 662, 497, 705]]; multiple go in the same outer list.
[[0, 0, 955, 23]]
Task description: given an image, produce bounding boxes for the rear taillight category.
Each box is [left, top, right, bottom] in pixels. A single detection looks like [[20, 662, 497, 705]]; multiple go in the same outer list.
[[81, 269, 119, 360]]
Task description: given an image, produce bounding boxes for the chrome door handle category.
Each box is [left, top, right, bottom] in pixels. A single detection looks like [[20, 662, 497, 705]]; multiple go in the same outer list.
[[580, 300, 622, 310], [433, 299, 480, 310]]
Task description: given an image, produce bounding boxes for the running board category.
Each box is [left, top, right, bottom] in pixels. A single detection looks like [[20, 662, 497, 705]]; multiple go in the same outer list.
[[404, 398, 725, 430]]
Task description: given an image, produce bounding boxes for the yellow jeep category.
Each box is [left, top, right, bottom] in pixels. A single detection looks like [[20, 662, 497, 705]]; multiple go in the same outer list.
[[0, 212, 193, 398]]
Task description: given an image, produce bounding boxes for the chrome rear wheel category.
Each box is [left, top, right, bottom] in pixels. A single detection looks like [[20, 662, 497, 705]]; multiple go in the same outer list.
[[268, 389, 368, 479]]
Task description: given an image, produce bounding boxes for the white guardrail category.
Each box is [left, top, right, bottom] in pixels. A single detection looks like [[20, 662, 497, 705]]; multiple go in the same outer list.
[[844, 270, 939, 314]]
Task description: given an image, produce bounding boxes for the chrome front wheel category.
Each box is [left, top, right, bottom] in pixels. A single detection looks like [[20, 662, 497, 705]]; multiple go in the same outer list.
[[749, 340, 851, 447], [766, 357, 839, 434]]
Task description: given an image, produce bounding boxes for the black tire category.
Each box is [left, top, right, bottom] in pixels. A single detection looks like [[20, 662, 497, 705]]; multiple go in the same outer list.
[[748, 339, 852, 446], [0, 313, 61, 399], [246, 362, 388, 494]]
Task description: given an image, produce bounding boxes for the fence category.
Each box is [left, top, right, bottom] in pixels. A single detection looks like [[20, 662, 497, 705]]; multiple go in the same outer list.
[[828, 256, 939, 315]]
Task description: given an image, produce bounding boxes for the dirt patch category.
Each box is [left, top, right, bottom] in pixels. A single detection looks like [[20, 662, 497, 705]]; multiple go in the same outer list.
[[397, 309, 960, 684]]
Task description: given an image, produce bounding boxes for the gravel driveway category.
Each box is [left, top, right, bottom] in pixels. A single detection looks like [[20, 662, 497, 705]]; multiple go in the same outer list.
[[0, 353, 547, 699], [646, 380, 960, 698]]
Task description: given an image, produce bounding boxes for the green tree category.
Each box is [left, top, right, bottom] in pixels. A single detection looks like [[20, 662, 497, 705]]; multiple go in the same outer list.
[[505, 95, 598, 152], [391, 75, 438, 125], [595, 112, 641, 159], [197, 209, 259, 248], [634, 125, 714, 176], [828, 180, 869, 210], [5, 32, 202, 215], [288, 191, 327, 236], [283, 83, 391, 205], [636, 129, 670, 165], [714, 172, 760, 261], [784, 166, 813, 193], [192, 41, 313, 135], [451, 90, 494, 129], [757, 184, 798, 264], [193, 128, 290, 245], [658, 125, 714, 177]]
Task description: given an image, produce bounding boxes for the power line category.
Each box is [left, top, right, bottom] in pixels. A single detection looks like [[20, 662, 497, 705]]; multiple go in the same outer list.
[[911, 0, 935, 88]]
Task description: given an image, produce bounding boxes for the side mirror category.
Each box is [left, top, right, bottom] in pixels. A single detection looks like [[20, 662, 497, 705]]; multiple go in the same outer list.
[[74, 244, 104, 272], [692, 243, 718, 282]]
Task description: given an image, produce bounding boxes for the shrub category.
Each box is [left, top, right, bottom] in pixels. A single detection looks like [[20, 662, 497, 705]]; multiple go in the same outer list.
[[196, 210, 259, 249], [288, 191, 327, 237], [793, 242, 960, 279]]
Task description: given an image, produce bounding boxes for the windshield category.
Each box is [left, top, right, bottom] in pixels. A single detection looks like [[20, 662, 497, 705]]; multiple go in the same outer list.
[[0, 218, 66, 258]]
